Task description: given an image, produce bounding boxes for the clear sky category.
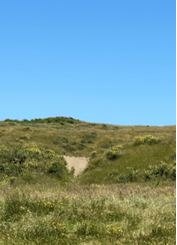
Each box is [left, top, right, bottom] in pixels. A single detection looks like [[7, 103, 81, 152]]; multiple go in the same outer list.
[[0, 0, 175, 125]]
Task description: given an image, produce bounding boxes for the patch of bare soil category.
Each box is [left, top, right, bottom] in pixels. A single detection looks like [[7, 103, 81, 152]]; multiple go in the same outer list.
[[64, 156, 88, 176]]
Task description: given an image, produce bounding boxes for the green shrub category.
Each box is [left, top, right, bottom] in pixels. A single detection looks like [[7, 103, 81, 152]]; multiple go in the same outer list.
[[106, 145, 122, 160], [0, 144, 70, 181], [77, 143, 86, 150], [134, 135, 161, 146], [144, 161, 176, 181], [116, 167, 139, 183], [63, 144, 76, 152], [133, 136, 145, 145], [81, 132, 97, 144], [53, 137, 68, 144], [48, 158, 68, 179], [106, 149, 118, 160], [144, 135, 160, 144], [90, 151, 97, 159]]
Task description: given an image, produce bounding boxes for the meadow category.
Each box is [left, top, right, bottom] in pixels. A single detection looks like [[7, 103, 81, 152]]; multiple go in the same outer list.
[[0, 181, 175, 244], [0, 117, 175, 244]]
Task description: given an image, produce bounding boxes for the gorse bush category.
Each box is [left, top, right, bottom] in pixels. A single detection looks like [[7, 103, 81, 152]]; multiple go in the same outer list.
[[48, 159, 68, 179], [144, 161, 176, 181], [106, 145, 122, 160], [133, 135, 162, 145], [0, 144, 71, 181]]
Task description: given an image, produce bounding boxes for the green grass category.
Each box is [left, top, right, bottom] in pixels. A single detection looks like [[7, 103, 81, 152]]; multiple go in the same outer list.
[[0, 181, 175, 245], [79, 143, 175, 184]]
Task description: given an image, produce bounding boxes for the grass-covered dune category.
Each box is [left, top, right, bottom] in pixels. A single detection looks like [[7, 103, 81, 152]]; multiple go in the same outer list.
[[0, 117, 175, 185]]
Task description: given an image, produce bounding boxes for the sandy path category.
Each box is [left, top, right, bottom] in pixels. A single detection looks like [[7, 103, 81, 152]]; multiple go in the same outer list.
[[64, 156, 88, 176]]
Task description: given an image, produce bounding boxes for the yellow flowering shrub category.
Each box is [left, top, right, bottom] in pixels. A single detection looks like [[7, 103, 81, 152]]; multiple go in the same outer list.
[[0, 144, 70, 180], [106, 145, 122, 160], [134, 135, 161, 145]]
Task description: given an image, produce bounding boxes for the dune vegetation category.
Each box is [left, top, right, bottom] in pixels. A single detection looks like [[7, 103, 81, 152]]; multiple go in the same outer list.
[[0, 117, 175, 244]]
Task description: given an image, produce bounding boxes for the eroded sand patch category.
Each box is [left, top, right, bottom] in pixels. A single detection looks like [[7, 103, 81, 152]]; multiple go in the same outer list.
[[64, 156, 88, 176]]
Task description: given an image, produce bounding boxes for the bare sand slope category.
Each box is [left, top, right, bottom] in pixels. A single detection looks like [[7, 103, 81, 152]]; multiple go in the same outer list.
[[64, 156, 88, 176]]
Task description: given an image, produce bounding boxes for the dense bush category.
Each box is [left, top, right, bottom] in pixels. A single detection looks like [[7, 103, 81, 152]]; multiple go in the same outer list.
[[144, 161, 176, 181], [106, 145, 122, 160], [133, 135, 162, 145], [116, 167, 139, 183], [0, 144, 71, 181], [90, 151, 97, 159], [48, 159, 68, 179]]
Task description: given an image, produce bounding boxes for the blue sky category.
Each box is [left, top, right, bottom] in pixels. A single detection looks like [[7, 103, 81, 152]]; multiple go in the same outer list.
[[0, 0, 175, 125]]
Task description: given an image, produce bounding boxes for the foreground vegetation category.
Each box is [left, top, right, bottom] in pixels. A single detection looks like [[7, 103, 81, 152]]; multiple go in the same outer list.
[[0, 181, 175, 244], [0, 117, 175, 244]]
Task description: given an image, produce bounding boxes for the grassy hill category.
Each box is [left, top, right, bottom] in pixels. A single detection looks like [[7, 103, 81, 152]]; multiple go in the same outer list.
[[0, 117, 175, 184]]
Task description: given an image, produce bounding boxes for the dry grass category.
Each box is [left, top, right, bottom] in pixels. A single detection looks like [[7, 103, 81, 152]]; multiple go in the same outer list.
[[0, 181, 175, 245], [0, 121, 175, 157]]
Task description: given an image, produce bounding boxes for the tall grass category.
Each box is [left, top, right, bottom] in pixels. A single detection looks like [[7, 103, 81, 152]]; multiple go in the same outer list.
[[0, 182, 175, 244]]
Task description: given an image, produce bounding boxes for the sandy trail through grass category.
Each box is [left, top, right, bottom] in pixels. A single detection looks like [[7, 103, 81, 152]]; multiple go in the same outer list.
[[64, 156, 88, 176]]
